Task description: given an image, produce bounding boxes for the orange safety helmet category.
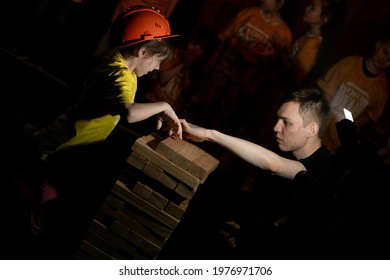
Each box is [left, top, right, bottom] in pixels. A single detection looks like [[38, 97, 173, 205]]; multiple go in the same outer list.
[[110, 6, 178, 49]]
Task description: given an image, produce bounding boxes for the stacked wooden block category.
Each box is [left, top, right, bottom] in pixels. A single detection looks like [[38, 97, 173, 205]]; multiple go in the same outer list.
[[76, 133, 219, 259]]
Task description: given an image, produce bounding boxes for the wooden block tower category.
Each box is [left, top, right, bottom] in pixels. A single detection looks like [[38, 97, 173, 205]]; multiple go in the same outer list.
[[75, 133, 219, 259]]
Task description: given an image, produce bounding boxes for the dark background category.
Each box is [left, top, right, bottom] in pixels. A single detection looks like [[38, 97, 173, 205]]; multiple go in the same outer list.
[[0, 0, 389, 260]]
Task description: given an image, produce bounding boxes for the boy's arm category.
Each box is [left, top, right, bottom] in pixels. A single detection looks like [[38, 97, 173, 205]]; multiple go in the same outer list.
[[124, 101, 182, 139]]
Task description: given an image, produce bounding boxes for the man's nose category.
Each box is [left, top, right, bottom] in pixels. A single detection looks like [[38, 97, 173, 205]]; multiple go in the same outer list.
[[273, 120, 282, 132]]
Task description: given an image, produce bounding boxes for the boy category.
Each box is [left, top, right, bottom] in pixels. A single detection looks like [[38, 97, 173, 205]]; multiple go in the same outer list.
[[28, 6, 182, 248], [33, 6, 182, 160]]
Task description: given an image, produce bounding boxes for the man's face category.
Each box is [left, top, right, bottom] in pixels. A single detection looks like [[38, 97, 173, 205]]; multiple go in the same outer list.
[[273, 101, 310, 153]]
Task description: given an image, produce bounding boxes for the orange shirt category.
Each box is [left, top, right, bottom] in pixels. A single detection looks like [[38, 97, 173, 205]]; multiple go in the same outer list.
[[317, 56, 390, 153], [219, 7, 292, 62], [290, 33, 322, 85]]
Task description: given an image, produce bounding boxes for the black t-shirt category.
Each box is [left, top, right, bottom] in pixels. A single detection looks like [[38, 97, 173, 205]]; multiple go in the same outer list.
[[291, 146, 335, 227], [238, 146, 335, 259]]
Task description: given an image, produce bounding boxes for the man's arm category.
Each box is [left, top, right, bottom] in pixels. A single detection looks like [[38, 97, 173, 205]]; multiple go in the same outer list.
[[181, 120, 306, 179]]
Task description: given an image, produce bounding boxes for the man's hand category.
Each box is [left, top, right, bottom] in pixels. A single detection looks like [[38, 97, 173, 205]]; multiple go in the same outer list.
[[180, 119, 209, 142]]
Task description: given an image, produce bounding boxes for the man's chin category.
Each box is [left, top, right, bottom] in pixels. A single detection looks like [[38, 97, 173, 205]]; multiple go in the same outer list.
[[278, 143, 288, 152]]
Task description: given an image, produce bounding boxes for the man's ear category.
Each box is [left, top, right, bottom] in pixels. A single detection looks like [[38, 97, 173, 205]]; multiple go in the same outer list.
[[308, 122, 319, 138]]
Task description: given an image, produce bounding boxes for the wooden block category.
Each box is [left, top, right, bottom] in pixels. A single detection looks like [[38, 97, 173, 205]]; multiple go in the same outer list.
[[152, 135, 219, 181], [148, 191, 169, 210], [120, 205, 172, 241], [127, 152, 148, 170], [141, 134, 160, 149], [187, 152, 219, 183], [132, 136, 200, 189], [101, 200, 165, 246], [105, 194, 125, 210], [99, 239, 121, 259], [125, 230, 145, 248], [139, 239, 160, 259], [74, 249, 93, 260], [110, 220, 130, 238], [100, 201, 147, 236], [157, 172, 178, 190], [77, 239, 127, 260], [174, 182, 196, 200], [165, 200, 188, 219], [94, 210, 113, 228], [103, 231, 143, 259], [84, 220, 123, 260], [139, 162, 178, 190], [170, 143, 205, 170], [83, 230, 103, 247], [89, 218, 109, 236], [84, 219, 147, 260], [132, 181, 153, 200], [143, 162, 164, 181], [155, 137, 189, 160], [112, 180, 179, 229], [79, 240, 114, 260], [89, 219, 146, 260]]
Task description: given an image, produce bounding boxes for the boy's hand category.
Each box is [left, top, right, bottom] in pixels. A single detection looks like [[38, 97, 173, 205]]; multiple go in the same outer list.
[[157, 106, 182, 139]]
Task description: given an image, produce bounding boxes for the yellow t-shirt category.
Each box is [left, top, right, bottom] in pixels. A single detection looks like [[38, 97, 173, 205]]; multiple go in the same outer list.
[[57, 114, 121, 150], [40, 51, 137, 154], [59, 51, 136, 150]]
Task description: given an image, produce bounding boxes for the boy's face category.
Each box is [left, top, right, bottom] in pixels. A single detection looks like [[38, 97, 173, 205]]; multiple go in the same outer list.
[[303, 0, 324, 25], [372, 40, 390, 71], [134, 54, 166, 77], [273, 101, 311, 153]]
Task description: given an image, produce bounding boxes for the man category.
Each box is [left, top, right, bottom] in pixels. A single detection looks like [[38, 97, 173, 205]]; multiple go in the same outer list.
[[180, 88, 334, 259]]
